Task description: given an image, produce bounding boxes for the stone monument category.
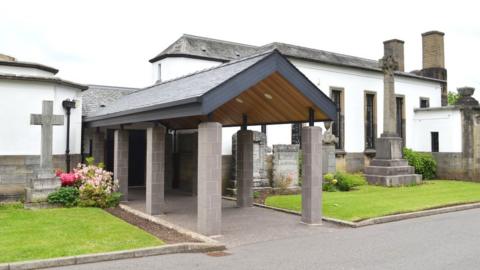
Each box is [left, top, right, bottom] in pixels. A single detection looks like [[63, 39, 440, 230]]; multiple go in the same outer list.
[[26, 100, 64, 202], [364, 54, 422, 186], [272, 144, 300, 187], [322, 122, 337, 174]]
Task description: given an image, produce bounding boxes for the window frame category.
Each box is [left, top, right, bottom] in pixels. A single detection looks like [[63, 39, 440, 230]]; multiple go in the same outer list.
[[364, 91, 377, 150], [329, 87, 345, 150]]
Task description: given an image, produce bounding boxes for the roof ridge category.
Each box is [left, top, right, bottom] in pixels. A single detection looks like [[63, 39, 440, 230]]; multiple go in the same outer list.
[[263, 42, 379, 63], [182, 34, 258, 48], [87, 84, 140, 90], [138, 49, 277, 93]]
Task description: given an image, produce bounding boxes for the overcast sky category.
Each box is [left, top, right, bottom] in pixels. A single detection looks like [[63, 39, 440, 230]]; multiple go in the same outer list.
[[1, 0, 479, 96]]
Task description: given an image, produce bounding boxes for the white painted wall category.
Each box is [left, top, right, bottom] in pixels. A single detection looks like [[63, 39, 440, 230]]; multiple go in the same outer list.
[[155, 55, 443, 155], [151, 57, 222, 83], [0, 65, 55, 77], [412, 108, 462, 152], [0, 80, 83, 155], [290, 58, 442, 152]]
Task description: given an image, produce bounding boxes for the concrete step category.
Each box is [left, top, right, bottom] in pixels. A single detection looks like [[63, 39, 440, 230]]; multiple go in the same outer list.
[[364, 166, 415, 176], [365, 174, 422, 187]]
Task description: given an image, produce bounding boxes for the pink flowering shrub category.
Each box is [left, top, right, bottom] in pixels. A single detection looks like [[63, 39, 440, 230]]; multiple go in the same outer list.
[[50, 158, 121, 208]]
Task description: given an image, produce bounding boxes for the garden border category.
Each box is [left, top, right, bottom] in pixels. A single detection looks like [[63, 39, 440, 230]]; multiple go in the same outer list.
[[0, 204, 225, 270], [222, 196, 480, 228]]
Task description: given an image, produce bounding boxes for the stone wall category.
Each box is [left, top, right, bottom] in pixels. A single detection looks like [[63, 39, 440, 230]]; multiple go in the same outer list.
[[0, 154, 81, 185]]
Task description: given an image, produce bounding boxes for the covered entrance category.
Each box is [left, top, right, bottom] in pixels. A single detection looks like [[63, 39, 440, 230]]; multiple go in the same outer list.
[[84, 50, 336, 236]]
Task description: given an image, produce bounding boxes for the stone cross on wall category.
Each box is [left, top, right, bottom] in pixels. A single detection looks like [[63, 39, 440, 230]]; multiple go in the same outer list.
[[380, 55, 399, 137], [30, 100, 64, 169]]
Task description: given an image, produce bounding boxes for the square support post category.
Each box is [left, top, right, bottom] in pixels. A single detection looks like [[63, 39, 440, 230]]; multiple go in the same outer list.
[[146, 126, 166, 215], [92, 129, 105, 164], [301, 126, 323, 225], [197, 122, 222, 236], [114, 130, 129, 201], [236, 130, 254, 207]]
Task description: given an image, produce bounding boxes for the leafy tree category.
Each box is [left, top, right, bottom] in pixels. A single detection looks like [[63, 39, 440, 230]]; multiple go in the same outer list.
[[448, 91, 459, 105]]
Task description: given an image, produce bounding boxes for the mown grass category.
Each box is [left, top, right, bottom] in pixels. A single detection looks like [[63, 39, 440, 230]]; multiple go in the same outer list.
[[265, 180, 480, 222], [0, 205, 163, 263]]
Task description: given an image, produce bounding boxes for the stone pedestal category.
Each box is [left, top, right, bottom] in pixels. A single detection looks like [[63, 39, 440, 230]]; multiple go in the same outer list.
[[322, 144, 336, 174], [25, 169, 60, 202], [365, 136, 422, 186]]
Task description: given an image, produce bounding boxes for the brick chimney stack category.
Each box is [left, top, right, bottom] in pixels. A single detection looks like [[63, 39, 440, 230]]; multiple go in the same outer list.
[[383, 39, 405, 72], [422, 31, 445, 69], [420, 31, 447, 106]]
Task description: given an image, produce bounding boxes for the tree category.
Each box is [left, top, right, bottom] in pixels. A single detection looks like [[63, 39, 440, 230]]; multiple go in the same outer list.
[[448, 91, 459, 105]]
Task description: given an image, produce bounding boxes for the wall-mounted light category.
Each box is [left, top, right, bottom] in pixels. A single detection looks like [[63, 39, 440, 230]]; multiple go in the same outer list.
[[264, 93, 273, 100]]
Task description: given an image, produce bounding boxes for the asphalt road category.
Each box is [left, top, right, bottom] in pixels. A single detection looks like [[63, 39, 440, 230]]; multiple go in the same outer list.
[[53, 208, 480, 270]]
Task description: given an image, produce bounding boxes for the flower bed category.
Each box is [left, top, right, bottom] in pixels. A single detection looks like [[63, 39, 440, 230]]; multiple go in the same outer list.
[[48, 158, 121, 208]]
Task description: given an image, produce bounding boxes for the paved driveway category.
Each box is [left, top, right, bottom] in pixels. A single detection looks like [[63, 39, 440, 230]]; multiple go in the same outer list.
[[53, 207, 480, 270]]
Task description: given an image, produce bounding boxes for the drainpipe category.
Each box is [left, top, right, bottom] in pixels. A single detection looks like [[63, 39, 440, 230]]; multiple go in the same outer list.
[[62, 99, 76, 172]]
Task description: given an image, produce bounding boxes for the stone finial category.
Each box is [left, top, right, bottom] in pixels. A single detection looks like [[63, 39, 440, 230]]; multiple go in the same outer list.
[[322, 122, 338, 145], [456, 87, 479, 106], [379, 55, 398, 76], [0, 53, 16, 62]]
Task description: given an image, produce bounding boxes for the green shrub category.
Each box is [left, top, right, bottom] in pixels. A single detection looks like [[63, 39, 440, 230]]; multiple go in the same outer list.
[[335, 172, 367, 191], [47, 187, 79, 207], [323, 172, 366, 192], [403, 148, 437, 180]]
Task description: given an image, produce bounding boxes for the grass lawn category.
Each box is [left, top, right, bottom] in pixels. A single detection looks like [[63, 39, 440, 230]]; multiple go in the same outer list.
[[0, 204, 163, 263], [265, 180, 480, 222]]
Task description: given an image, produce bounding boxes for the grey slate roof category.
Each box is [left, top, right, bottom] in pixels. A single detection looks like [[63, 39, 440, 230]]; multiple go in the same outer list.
[[82, 85, 139, 116], [257, 42, 379, 70], [149, 34, 445, 83], [149, 34, 258, 63], [88, 50, 273, 119]]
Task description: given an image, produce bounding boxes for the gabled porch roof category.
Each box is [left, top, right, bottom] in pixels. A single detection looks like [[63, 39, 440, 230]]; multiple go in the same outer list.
[[85, 50, 336, 129]]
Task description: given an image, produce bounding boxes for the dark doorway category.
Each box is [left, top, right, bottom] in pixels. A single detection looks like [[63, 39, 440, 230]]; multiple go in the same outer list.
[[128, 130, 146, 187]]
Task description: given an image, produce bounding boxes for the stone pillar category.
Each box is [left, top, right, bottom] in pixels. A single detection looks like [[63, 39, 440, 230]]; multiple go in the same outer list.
[[236, 130, 254, 207], [114, 130, 129, 201], [92, 129, 105, 164], [381, 56, 397, 137], [197, 122, 222, 236], [301, 126, 323, 225], [322, 122, 338, 174], [146, 126, 166, 215]]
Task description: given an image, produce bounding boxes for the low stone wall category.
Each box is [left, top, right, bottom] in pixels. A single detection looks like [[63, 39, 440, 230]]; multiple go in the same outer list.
[[0, 154, 81, 185], [431, 152, 474, 180]]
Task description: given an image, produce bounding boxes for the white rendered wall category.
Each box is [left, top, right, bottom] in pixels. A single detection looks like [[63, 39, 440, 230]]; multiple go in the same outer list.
[[156, 55, 443, 155], [290, 58, 442, 153], [151, 57, 222, 83], [0, 80, 82, 156], [0, 65, 55, 77], [412, 108, 462, 152]]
